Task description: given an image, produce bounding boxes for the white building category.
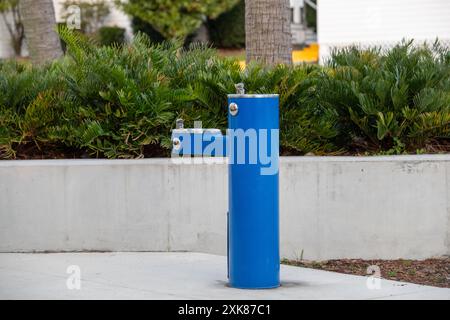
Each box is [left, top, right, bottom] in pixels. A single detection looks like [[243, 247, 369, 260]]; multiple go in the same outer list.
[[318, 0, 450, 61]]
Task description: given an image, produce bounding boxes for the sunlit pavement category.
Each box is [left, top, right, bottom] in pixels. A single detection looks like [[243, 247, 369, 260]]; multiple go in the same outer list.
[[0, 252, 448, 300]]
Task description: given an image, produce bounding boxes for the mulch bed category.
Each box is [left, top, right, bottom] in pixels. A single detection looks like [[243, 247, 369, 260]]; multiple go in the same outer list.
[[5, 142, 169, 160], [282, 257, 450, 288], [2, 137, 449, 160]]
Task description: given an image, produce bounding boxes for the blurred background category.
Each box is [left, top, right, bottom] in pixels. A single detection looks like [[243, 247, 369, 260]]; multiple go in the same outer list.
[[1, 0, 450, 64]]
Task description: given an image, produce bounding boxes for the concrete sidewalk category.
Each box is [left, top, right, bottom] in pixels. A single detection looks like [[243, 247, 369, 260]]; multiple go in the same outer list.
[[0, 252, 448, 300]]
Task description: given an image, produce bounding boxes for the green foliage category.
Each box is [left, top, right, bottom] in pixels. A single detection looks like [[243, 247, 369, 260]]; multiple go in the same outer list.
[[116, 0, 239, 40], [0, 32, 449, 159], [129, 0, 244, 48], [0, 0, 17, 11], [98, 26, 126, 46], [208, 0, 245, 49], [318, 40, 450, 152], [131, 15, 166, 45], [0, 29, 240, 158]]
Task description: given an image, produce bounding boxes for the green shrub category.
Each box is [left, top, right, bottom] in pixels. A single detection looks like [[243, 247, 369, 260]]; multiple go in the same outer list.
[[0, 31, 448, 159], [0, 29, 241, 159], [98, 26, 126, 46], [317, 40, 450, 152]]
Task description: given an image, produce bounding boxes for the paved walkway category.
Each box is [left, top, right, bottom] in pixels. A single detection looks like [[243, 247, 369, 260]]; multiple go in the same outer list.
[[0, 252, 448, 299]]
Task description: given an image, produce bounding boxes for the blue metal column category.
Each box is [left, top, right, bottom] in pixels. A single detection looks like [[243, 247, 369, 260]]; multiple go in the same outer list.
[[227, 93, 280, 289]]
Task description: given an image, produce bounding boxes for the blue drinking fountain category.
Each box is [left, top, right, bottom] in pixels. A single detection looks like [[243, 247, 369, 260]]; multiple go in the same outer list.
[[171, 84, 280, 289]]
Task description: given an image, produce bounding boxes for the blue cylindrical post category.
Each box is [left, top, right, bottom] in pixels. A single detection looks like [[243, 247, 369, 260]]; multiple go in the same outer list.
[[227, 93, 280, 289]]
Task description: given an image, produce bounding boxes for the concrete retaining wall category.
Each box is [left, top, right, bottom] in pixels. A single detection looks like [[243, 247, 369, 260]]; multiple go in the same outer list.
[[1, 155, 449, 260]]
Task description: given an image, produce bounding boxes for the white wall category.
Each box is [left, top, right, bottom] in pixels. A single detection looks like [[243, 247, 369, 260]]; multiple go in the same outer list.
[[318, 0, 450, 61], [1, 155, 449, 260]]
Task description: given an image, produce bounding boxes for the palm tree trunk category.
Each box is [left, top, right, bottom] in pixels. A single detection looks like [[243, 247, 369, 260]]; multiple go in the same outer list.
[[20, 0, 63, 64], [245, 0, 292, 65]]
